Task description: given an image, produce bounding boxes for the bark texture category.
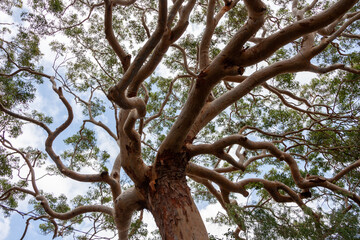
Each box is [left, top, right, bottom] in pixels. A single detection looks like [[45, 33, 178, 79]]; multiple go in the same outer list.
[[147, 152, 208, 240]]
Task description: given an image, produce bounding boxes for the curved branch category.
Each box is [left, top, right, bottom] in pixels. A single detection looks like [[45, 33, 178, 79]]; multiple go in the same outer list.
[[140, 9, 151, 38], [104, 0, 131, 71], [341, 33, 360, 39], [188, 174, 226, 208], [113, 187, 145, 240], [262, 82, 337, 118], [144, 75, 189, 126], [215, 0, 267, 68], [0, 140, 40, 195], [36, 195, 114, 220], [44, 80, 98, 181], [0, 187, 36, 200], [187, 162, 249, 196], [127, 0, 196, 96], [262, 82, 312, 107], [237, 0, 358, 67], [317, 181, 360, 206], [20, 216, 58, 240], [187, 135, 248, 170], [328, 159, 360, 183], [307, 63, 360, 75], [84, 119, 117, 140], [54, 2, 104, 32], [108, 0, 167, 109], [187, 55, 308, 141], [310, 12, 360, 56], [171, 44, 197, 77], [124, 109, 141, 142], [0, 103, 52, 135], [0, 67, 52, 79], [113, 0, 136, 6], [117, 110, 148, 185], [215, 153, 272, 173]]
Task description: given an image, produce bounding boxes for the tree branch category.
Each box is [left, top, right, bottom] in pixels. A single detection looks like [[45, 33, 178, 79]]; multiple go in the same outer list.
[[36, 195, 113, 220], [113, 187, 145, 240], [238, 0, 358, 67], [0, 103, 52, 135], [104, 0, 131, 71], [328, 159, 360, 183]]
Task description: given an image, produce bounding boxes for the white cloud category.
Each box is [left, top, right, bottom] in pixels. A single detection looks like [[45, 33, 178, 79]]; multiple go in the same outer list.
[[96, 127, 118, 157], [295, 71, 317, 84], [32, 86, 62, 118], [200, 202, 233, 238], [0, 217, 10, 240], [143, 210, 158, 237], [35, 169, 92, 199], [11, 123, 47, 149]]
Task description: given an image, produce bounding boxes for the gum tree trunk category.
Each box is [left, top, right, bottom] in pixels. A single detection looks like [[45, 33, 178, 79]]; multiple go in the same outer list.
[[146, 151, 209, 240]]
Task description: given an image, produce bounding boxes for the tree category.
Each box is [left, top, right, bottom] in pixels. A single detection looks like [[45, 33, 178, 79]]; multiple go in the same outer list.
[[1, 0, 360, 239]]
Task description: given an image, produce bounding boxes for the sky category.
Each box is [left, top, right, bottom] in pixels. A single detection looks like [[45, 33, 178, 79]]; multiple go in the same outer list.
[[0, 2, 320, 240]]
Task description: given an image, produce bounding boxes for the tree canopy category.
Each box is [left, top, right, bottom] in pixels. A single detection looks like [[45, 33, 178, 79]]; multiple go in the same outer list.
[[1, 0, 360, 239]]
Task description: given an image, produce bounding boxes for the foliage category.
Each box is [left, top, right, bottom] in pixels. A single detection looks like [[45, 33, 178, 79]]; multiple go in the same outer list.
[[1, 0, 360, 239]]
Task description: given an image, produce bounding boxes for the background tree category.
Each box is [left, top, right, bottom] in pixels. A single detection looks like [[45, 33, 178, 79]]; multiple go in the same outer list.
[[1, 0, 360, 239]]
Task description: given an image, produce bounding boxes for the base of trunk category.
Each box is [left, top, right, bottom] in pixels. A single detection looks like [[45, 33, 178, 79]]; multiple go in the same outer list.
[[147, 156, 208, 240]]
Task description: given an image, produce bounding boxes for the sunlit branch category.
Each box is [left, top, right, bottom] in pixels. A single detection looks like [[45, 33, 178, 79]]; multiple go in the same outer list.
[[113, 187, 145, 240], [199, 0, 216, 69]]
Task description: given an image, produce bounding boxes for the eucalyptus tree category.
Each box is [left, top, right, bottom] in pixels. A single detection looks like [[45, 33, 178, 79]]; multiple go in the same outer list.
[[1, 0, 360, 239]]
